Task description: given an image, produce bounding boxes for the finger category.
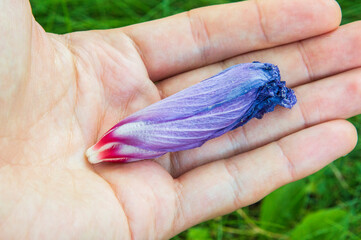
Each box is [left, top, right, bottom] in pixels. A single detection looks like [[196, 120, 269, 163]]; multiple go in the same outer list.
[[157, 22, 361, 98], [171, 120, 357, 235], [102, 0, 340, 81], [157, 67, 361, 177]]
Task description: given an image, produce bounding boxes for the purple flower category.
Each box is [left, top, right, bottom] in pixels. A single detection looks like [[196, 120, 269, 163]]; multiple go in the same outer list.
[[86, 62, 297, 164]]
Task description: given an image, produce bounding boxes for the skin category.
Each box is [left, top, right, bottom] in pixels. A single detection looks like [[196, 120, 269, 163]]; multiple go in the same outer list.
[[0, 0, 360, 239]]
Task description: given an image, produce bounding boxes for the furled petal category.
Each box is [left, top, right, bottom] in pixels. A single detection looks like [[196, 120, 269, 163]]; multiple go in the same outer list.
[[86, 62, 297, 164]]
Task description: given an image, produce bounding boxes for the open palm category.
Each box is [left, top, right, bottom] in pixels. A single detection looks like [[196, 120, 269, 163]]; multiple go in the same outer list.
[[1, 0, 360, 239]]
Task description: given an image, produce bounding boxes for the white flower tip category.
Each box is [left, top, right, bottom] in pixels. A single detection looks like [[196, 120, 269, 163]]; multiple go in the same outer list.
[[86, 147, 102, 164]]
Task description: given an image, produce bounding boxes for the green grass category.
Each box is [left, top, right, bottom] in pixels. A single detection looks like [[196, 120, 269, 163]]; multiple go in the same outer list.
[[29, 0, 361, 239]]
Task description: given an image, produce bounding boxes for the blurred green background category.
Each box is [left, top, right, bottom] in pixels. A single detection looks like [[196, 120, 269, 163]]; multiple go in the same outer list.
[[29, 0, 361, 239]]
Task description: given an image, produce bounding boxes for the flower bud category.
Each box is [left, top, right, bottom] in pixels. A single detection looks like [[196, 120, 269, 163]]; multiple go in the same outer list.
[[86, 62, 297, 164]]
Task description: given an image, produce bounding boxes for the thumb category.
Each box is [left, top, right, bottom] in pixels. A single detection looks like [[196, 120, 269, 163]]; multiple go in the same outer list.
[[0, 0, 33, 92]]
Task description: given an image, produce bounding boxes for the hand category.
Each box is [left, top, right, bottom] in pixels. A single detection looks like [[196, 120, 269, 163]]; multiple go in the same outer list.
[[0, 0, 359, 239]]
